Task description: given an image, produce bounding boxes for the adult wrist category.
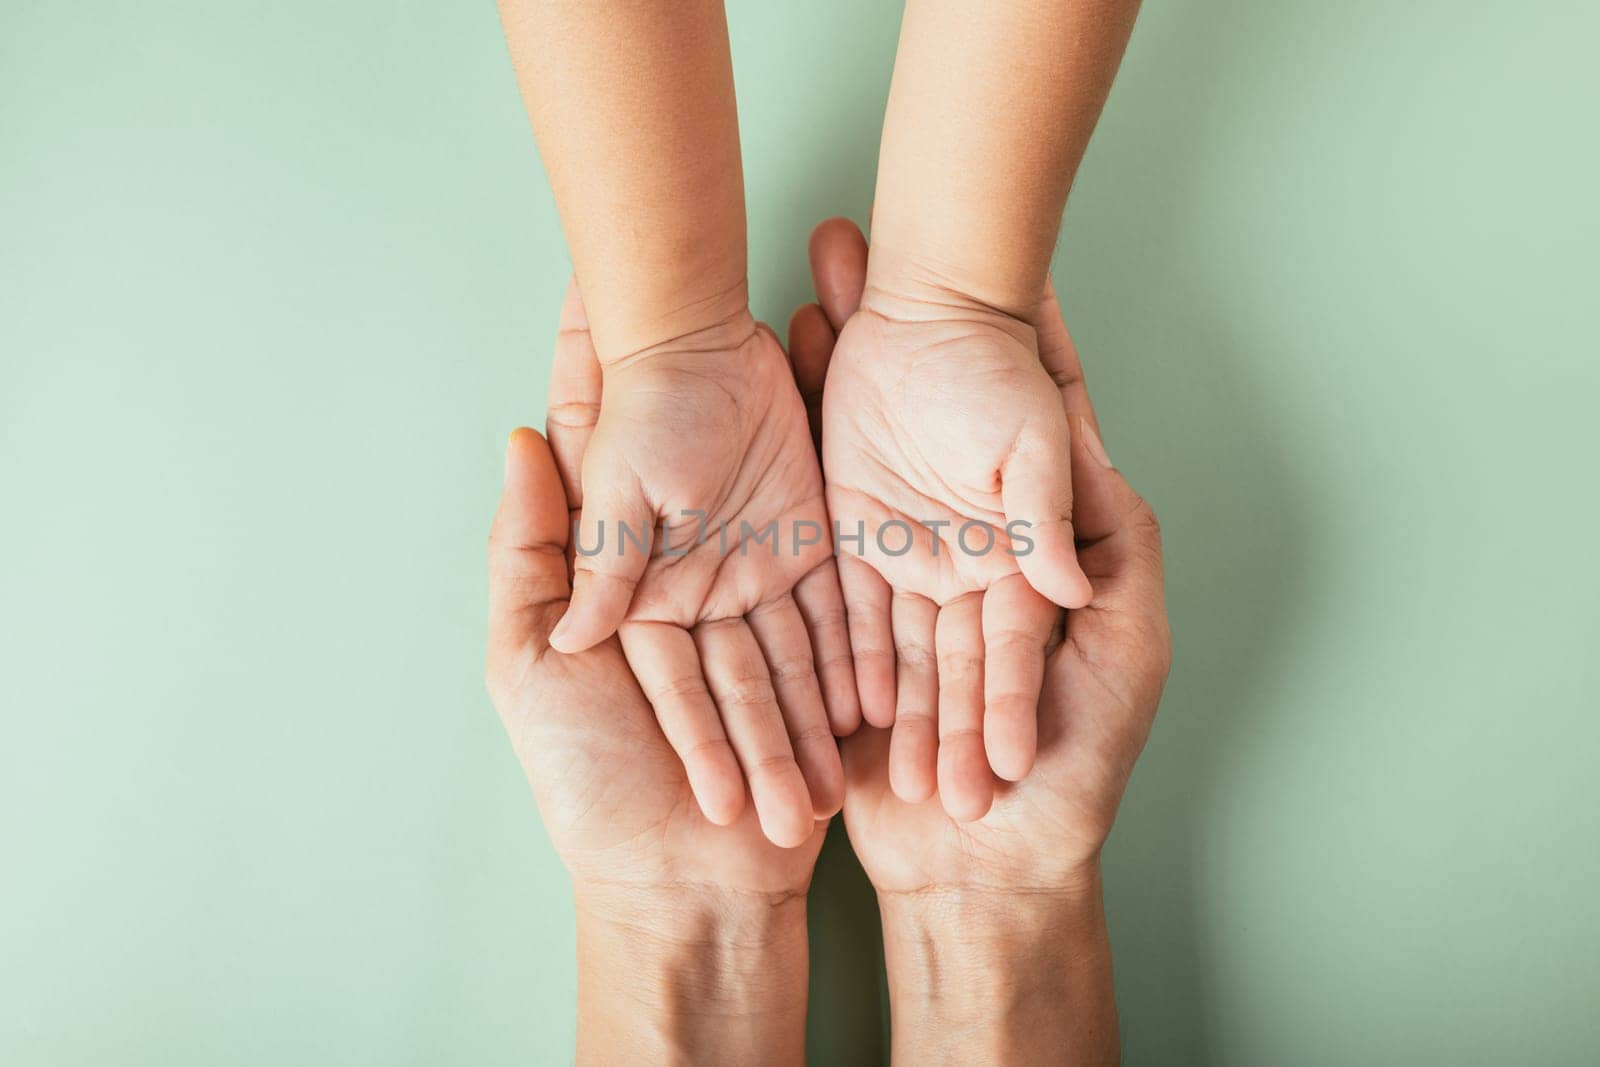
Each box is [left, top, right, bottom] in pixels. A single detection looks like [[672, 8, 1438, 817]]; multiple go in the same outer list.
[[876, 867, 1117, 1066], [573, 880, 810, 1066]]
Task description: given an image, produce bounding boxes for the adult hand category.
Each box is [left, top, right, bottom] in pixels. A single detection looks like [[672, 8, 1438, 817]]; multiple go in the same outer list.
[[799, 218, 1171, 1064], [544, 285, 857, 848], [486, 422, 825, 1063]]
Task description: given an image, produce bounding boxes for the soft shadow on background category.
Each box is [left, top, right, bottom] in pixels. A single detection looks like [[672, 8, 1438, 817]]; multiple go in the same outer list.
[[3, 1, 1598, 1065]]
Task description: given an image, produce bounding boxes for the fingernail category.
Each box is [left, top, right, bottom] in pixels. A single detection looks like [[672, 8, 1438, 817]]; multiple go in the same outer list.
[[504, 428, 524, 482], [549, 615, 572, 649], [1080, 417, 1112, 469]]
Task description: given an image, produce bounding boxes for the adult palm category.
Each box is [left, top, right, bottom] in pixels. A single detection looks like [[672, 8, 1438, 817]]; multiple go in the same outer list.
[[485, 424, 824, 896]]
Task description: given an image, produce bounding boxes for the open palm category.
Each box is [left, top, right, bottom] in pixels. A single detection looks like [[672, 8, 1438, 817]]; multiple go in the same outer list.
[[796, 218, 1169, 876], [560, 316, 833, 638], [842, 490, 1169, 896], [823, 309, 1082, 607], [813, 221, 1095, 818], [540, 286, 859, 849], [486, 426, 824, 895]]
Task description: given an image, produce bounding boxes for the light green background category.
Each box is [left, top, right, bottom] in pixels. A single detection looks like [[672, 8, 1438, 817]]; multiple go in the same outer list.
[[4, 1, 1597, 1063]]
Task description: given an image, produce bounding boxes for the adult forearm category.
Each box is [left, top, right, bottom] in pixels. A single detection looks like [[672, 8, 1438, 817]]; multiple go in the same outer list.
[[498, 0, 748, 361], [869, 0, 1140, 319], [878, 869, 1117, 1066], [574, 884, 809, 1066]]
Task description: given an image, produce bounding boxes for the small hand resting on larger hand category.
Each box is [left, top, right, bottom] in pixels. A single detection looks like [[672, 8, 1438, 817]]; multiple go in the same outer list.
[[542, 289, 859, 849], [798, 218, 1172, 1063], [486, 422, 822, 1066], [811, 221, 1098, 820], [499, 0, 860, 849]]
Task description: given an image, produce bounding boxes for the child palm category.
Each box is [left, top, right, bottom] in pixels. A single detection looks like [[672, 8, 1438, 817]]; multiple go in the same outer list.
[[813, 219, 1093, 815], [543, 286, 858, 849]]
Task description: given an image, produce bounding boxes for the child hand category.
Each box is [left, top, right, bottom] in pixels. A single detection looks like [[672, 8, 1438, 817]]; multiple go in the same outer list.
[[543, 283, 858, 848], [812, 220, 1091, 818]]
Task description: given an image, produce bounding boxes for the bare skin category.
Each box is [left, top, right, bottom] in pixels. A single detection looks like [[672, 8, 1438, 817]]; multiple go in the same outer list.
[[487, 218, 1168, 1062], [541, 285, 851, 848], [498, 1, 858, 845], [498, 2, 1142, 830], [827, 0, 1142, 806], [802, 218, 1171, 1063], [486, 423, 822, 1065]]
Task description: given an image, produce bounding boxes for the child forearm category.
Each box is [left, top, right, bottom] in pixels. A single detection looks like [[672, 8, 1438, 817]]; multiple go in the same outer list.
[[869, 0, 1141, 320], [498, 0, 749, 361]]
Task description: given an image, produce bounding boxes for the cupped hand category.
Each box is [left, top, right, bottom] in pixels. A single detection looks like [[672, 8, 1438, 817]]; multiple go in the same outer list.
[[819, 226, 1094, 811], [797, 218, 1170, 876], [541, 286, 858, 848], [842, 423, 1168, 893], [485, 425, 825, 896]]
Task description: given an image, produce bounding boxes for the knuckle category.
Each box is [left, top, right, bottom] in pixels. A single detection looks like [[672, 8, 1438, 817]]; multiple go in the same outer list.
[[767, 656, 817, 685], [985, 628, 1045, 655], [893, 642, 936, 668], [721, 677, 777, 708], [936, 649, 983, 677], [1045, 362, 1083, 391], [789, 723, 835, 748], [985, 689, 1037, 710], [680, 736, 734, 762], [804, 606, 848, 631], [813, 649, 856, 674], [646, 674, 710, 703], [545, 398, 599, 431], [574, 562, 640, 589], [746, 753, 799, 782]]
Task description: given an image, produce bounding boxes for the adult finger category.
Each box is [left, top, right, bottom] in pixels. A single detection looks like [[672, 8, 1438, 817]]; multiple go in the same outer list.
[[787, 302, 834, 450], [839, 554, 897, 727], [935, 592, 992, 821], [488, 428, 571, 655], [621, 621, 745, 826], [695, 618, 814, 848], [888, 590, 939, 804], [1069, 415, 1165, 611], [1034, 276, 1097, 429], [809, 217, 869, 330], [748, 595, 844, 818], [794, 559, 862, 736]]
